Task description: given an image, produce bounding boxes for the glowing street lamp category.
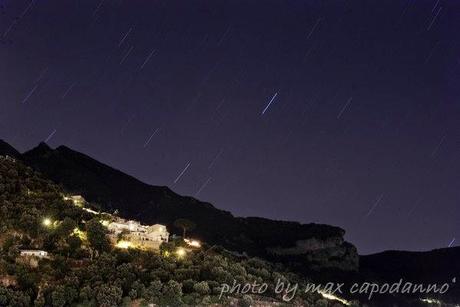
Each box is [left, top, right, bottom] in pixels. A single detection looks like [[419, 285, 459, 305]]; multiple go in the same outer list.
[[73, 228, 87, 240], [115, 240, 132, 249], [175, 247, 186, 258], [319, 291, 350, 306], [184, 238, 201, 248], [42, 218, 52, 227]]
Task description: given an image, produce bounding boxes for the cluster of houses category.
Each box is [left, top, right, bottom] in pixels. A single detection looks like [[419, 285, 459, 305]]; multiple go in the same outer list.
[[19, 195, 170, 261], [107, 217, 169, 250], [63, 194, 170, 249]]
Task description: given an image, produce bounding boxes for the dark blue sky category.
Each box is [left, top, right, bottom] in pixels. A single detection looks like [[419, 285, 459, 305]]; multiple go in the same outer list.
[[1, 0, 459, 254]]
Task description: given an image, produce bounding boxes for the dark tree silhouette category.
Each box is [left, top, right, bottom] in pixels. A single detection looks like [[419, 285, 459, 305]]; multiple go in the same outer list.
[[86, 218, 111, 256], [173, 218, 196, 238]]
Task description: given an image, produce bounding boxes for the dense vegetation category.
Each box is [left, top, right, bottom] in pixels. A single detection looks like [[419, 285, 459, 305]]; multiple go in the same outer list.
[[0, 156, 351, 306]]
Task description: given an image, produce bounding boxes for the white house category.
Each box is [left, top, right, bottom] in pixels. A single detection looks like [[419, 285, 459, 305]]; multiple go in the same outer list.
[[107, 218, 169, 250], [19, 250, 49, 258]]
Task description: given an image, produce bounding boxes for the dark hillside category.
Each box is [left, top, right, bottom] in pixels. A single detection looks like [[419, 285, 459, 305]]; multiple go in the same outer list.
[[0, 154, 335, 306], [8, 140, 356, 270]]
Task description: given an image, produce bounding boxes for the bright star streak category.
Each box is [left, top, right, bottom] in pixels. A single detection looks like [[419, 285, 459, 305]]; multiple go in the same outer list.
[[208, 149, 224, 169], [120, 46, 134, 65], [143, 128, 160, 148], [261, 92, 278, 115], [174, 162, 191, 184], [337, 97, 353, 119], [3, 0, 35, 38], [62, 82, 76, 99], [307, 18, 321, 39], [427, 6, 442, 31], [195, 177, 212, 197], [44, 129, 57, 143], [118, 27, 133, 47], [22, 84, 38, 104], [365, 194, 384, 218], [140, 49, 156, 70]]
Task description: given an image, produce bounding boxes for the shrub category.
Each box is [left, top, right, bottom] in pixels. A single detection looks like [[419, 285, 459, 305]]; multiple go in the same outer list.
[[193, 281, 210, 295], [239, 294, 253, 307]]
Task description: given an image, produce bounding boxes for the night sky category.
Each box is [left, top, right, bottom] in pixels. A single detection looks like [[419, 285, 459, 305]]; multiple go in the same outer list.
[[1, 0, 459, 254]]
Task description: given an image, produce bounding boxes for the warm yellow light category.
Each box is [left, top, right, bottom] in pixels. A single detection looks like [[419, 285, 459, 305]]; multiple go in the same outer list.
[[73, 228, 87, 240], [42, 218, 52, 227], [115, 240, 132, 249], [100, 220, 110, 227], [83, 207, 99, 215], [319, 291, 350, 306], [420, 298, 442, 305], [176, 248, 186, 258], [184, 238, 201, 248]]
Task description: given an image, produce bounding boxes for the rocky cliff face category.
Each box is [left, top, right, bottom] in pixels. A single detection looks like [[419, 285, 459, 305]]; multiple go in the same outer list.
[[268, 236, 345, 255], [267, 237, 359, 271]]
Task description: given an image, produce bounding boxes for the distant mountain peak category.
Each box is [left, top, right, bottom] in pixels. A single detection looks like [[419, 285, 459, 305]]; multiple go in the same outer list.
[[37, 141, 52, 150], [28, 141, 53, 154]]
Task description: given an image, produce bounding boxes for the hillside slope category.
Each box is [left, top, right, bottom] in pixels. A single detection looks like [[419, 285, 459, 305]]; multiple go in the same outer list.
[[2, 142, 458, 305], [0, 155, 345, 306], [9, 140, 358, 271]]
